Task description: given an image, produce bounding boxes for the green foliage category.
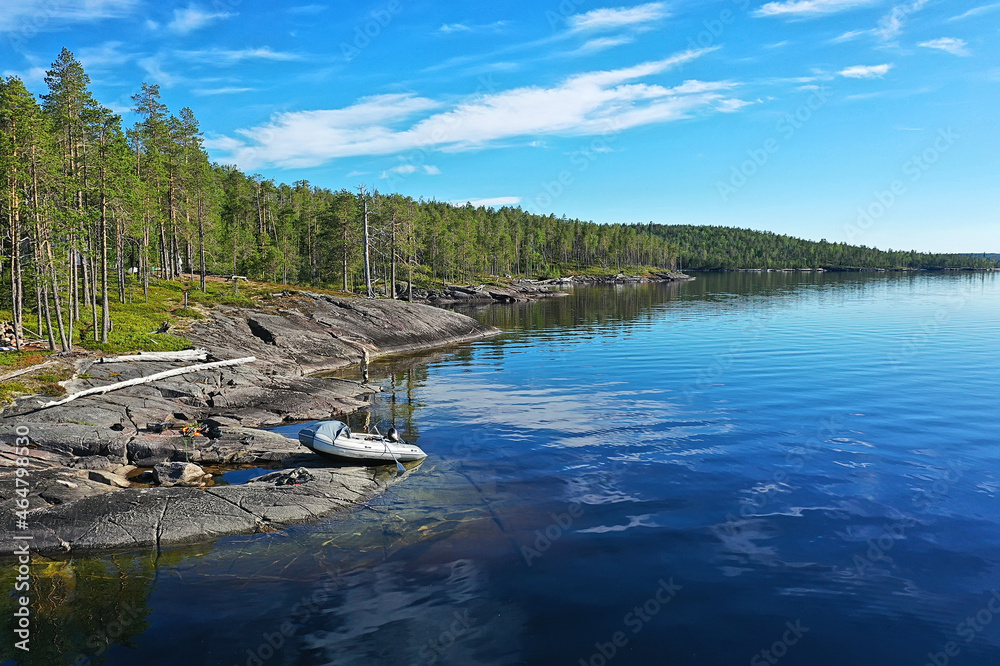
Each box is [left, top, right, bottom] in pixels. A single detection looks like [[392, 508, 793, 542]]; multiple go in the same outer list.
[[2, 48, 995, 364], [0, 380, 29, 404], [649, 224, 999, 271]]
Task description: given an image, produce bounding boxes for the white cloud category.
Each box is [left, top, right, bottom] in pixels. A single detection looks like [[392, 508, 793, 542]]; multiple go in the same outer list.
[[379, 164, 441, 179], [192, 87, 255, 95], [287, 4, 327, 14], [873, 0, 928, 42], [716, 98, 755, 112], [77, 41, 132, 70], [838, 63, 893, 78], [1, 66, 47, 84], [453, 197, 523, 208], [569, 2, 668, 31], [754, 0, 878, 18], [830, 29, 868, 43], [177, 47, 303, 63], [168, 4, 233, 34], [574, 36, 636, 54], [211, 49, 740, 170], [0, 0, 138, 34], [918, 37, 971, 57], [138, 56, 180, 87], [439, 21, 507, 34], [948, 3, 1000, 20]]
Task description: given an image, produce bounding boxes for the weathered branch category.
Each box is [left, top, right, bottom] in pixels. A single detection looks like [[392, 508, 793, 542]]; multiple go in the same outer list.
[[39, 356, 255, 409], [99, 349, 209, 363]]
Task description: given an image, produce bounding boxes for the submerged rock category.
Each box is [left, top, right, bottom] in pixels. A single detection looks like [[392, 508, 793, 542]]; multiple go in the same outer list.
[[248, 467, 314, 486]]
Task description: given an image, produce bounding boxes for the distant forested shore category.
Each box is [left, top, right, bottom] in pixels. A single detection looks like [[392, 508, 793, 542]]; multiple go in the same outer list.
[[1, 48, 995, 352], [650, 225, 998, 272]]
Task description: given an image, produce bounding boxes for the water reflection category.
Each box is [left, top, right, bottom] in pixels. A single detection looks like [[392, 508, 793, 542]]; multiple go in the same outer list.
[[12, 272, 1000, 666]]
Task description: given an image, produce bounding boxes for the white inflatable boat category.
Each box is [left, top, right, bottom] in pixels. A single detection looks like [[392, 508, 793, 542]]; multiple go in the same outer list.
[[297, 421, 427, 463]]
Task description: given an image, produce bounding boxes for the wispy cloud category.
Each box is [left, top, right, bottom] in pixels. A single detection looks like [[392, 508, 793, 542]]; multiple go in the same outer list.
[[918, 37, 971, 57], [873, 0, 928, 42], [568, 2, 668, 31], [0, 0, 138, 33], [209, 49, 745, 169], [138, 56, 180, 87], [439, 21, 507, 34], [77, 41, 133, 70], [287, 4, 327, 14], [754, 0, 878, 19], [177, 47, 303, 63], [192, 87, 255, 96], [838, 63, 893, 78], [948, 3, 1000, 20], [573, 36, 636, 54], [830, 29, 868, 43], [1, 66, 47, 84], [380, 164, 441, 178], [452, 197, 523, 208], [168, 4, 233, 34]]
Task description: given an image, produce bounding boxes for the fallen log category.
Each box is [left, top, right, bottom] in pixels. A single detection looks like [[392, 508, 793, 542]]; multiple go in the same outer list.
[[0, 360, 57, 382], [38, 356, 256, 409], [99, 349, 210, 364]]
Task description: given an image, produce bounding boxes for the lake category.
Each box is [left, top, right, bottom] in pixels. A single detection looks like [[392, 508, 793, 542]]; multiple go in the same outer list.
[[7, 272, 1000, 666]]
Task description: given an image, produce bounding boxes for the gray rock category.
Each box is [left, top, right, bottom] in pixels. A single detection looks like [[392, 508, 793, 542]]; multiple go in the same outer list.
[[0, 291, 497, 553], [87, 470, 130, 488], [248, 467, 314, 486], [153, 462, 210, 487]]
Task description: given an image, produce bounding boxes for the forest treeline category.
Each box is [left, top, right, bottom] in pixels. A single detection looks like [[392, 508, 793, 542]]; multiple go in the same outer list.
[[0, 48, 677, 351], [1, 49, 994, 352], [650, 225, 999, 271]]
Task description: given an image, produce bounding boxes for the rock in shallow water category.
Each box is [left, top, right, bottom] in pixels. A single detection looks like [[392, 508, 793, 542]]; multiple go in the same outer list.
[[154, 461, 211, 487], [248, 467, 314, 486]]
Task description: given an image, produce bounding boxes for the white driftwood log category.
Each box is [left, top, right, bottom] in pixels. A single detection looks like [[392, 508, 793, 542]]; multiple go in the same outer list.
[[99, 349, 210, 363], [39, 356, 256, 409]]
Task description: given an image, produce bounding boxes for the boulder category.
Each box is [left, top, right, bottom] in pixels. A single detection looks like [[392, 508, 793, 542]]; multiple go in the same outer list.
[[87, 470, 130, 488], [248, 467, 314, 486], [154, 461, 211, 488]]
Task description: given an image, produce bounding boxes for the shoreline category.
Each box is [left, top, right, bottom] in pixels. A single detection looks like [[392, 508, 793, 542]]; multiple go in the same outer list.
[[407, 270, 694, 306], [0, 292, 499, 555]]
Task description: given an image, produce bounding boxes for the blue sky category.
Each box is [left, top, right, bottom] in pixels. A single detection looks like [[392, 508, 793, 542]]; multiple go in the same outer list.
[[2, 0, 998, 252]]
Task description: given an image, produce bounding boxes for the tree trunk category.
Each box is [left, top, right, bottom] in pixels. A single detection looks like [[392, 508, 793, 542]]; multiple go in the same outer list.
[[198, 196, 206, 292], [100, 183, 110, 343], [361, 190, 373, 297]]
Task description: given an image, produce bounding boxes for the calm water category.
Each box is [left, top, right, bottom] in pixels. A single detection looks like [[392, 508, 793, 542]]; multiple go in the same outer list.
[[5, 272, 1000, 666]]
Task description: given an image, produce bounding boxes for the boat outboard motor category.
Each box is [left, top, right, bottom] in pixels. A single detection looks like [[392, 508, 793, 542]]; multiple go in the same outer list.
[[387, 427, 402, 442]]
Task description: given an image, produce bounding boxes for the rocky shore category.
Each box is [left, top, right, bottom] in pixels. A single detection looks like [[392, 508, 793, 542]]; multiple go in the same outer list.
[[407, 271, 693, 306], [0, 291, 499, 554]]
